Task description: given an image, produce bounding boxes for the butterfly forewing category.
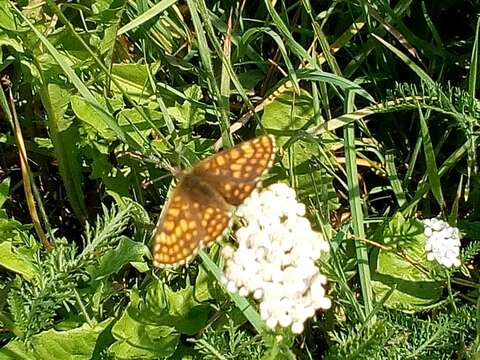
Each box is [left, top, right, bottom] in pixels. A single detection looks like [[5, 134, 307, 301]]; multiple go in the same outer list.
[[152, 134, 276, 267], [192, 134, 276, 205]]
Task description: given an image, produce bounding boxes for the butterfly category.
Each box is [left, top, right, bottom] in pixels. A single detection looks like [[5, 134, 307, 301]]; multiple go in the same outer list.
[[151, 134, 276, 268]]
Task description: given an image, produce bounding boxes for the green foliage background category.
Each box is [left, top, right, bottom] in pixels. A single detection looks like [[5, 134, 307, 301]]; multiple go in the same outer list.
[[0, 0, 479, 359]]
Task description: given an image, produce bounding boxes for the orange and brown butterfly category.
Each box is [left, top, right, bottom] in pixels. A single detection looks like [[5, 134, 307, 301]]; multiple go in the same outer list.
[[151, 134, 276, 268]]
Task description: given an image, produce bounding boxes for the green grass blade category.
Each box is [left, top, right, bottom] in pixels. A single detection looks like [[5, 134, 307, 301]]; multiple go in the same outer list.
[[373, 34, 452, 109], [343, 91, 374, 323], [385, 151, 407, 207], [239, 27, 299, 93], [469, 18, 480, 98], [295, 69, 374, 102], [118, 0, 178, 35], [186, 0, 231, 147], [403, 135, 475, 214], [417, 105, 445, 210]]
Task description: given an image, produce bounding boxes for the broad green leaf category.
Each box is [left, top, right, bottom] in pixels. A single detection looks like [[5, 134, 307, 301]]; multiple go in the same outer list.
[[44, 83, 72, 132], [237, 69, 265, 91], [262, 89, 318, 179], [98, 24, 118, 67], [0, 177, 9, 208], [262, 89, 313, 133], [144, 278, 210, 335], [0, 32, 23, 53], [0, 2, 17, 31], [14, 7, 97, 108], [42, 83, 87, 222], [0, 217, 25, 241], [89, 237, 149, 281], [71, 95, 117, 140], [111, 64, 154, 103], [111, 276, 211, 358], [0, 340, 36, 360], [110, 289, 179, 359], [110, 324, 178, 360], [45, 31, 91, 62], [32, 320, 112, 359], [0, 319, 112, 360], [193, 261, 218, 303], [0, 241, 35, 280], [371, 213, 443, 312], [14, 5, 141, 151]]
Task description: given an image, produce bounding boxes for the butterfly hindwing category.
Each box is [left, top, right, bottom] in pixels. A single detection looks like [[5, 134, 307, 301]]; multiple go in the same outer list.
[[151, 183, 203, 267]]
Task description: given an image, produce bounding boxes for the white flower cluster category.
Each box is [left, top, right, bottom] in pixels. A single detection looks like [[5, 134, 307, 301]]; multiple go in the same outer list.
[[222, 183, 331, 334], [423, 218, 461, 268]]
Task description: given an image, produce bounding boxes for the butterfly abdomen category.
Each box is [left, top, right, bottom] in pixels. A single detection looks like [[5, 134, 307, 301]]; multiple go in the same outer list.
[[180, 174, 230, 209]]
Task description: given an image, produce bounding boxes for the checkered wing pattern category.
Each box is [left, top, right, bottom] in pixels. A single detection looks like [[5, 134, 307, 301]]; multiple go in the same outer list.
[[192, 134, 276, 205], [151, 186, 203, 267], [151, 134, 275, 267]]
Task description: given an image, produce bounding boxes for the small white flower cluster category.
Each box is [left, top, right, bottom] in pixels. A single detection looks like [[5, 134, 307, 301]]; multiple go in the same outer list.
[[423, 218, 461, 268], [222, 183, 331, 334]]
